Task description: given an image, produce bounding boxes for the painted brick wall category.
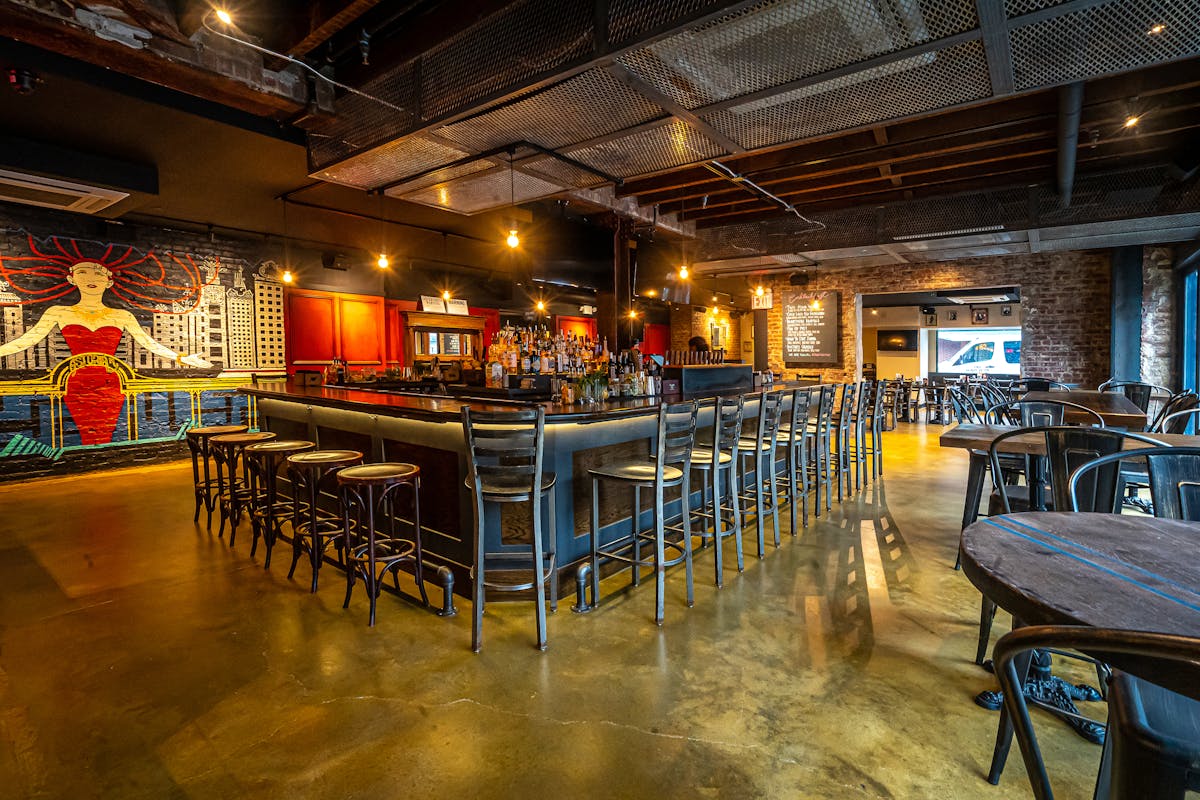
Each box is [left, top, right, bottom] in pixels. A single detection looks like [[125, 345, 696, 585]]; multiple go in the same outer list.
[[1141, 246, 1177, 389], [669, 251, 1114, 386], [0, 203, 284, 482]]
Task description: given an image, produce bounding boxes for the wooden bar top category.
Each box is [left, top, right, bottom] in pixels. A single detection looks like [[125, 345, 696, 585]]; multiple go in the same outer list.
[[240, 380, 818, 424]]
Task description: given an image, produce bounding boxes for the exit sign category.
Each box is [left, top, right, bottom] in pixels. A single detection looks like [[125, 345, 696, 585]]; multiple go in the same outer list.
[[751, 290, 774, 310]]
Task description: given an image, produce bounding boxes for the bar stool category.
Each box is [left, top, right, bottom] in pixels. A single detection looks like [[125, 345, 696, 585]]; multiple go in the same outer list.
[[810, 385, 836, 514], [864, 380, 888, 480], [243, 439, 315, 568], [833, 383, 858, 502], [777, 387, 814, 534], [462, 407, 557, 652], [286, 449, 363, 592], [337, 463, 428, 626], [186, 424, 247, 526], [737, 390, 785, 557], [211, 431, 277, 544], [589, 401, 698, 625], [688, 395, 744, 588], [847, 380, 873, 491]]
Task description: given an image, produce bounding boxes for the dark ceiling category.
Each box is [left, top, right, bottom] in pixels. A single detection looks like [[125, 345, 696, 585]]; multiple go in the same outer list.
[[1, 0, 1199, 290]]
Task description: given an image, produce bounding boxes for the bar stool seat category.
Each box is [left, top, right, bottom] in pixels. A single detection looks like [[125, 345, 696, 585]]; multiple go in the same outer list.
[[688, 446, 733, 466], [337, 462, 427, 626], [467, 472, 557, 496], [244, 439, 315, 568], [286, 449, 363, 592], [211, 431, 277, 544], [590, 462, 684, 483], [186, 424, 247, 527]]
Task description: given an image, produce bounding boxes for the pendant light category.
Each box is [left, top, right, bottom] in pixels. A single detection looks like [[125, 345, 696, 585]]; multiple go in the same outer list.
[[506, 152, 520, 249], [376, 191, 390, 269], [280, 199, 294, 284]]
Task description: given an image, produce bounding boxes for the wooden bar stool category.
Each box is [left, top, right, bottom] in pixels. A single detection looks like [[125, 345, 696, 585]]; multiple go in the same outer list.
[[211, 431, 277, 544], [285, 449, 363, 592], [186, 424, 247, 527], [588, 401, 698, 626], [337, 463, 428, 626], [462, 407, 557, 652], [243, 439, 315, 568]]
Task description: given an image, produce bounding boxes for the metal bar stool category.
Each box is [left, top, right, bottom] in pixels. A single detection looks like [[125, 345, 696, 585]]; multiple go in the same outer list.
[[285, 449, 363, 592], [810, 385, 836, 514], [687, 395, 744, 588], [737, 390, 785, 557], [588, 401, 698, 625], [186, 424, 247, 527], [211, 431, 277, 544], [777, 387, 813, 535], [833, 382, 857, 502], [337, 463, 428, 626], [243, 439, 315, 568], [462, 406, 557, 652], [849, 380, 873, 491], [864, 380, 888, 481]]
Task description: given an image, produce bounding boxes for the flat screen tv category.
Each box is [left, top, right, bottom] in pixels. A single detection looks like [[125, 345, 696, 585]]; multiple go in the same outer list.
[[877, 329, 918, 352]]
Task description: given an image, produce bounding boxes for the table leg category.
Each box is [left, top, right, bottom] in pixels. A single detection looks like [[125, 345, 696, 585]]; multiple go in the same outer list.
[[956, 451, 987, 570]]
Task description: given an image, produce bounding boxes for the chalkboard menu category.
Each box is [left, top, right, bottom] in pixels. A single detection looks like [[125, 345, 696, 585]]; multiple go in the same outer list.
[[782, 290, 839, 362]]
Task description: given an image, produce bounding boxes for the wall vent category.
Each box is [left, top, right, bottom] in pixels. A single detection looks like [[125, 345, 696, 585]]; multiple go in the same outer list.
[[0, 169, 129, 214]]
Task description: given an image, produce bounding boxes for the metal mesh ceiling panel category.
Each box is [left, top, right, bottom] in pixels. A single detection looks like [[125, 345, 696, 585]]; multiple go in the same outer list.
[[1004, 0, 1069, 17], [312, 136, 471, 190], [617, 0, 978, 110], [880, 187, 1030, 239], [307, 63, 421, 170], [394, 167, 569, 214], [519, 157, 611, 189], [701, 40, 991, 149], [608, 0, 736, 47], [417, 0, 595, 120], [1010, 0, 1200, 90], [1035, 165, 1200, 226], [381, 160, 496, 196], [564, 121, 727, 177], [435, 69, 667, 152]]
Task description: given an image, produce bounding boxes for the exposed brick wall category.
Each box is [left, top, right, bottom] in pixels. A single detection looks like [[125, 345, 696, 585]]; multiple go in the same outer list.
[[669, 304, 742, 360], [1141, 246, 1177, 389], [671, 251, 1114, 386]]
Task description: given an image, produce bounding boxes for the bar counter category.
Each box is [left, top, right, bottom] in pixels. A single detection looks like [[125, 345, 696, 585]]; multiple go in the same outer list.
[[241, 378, 813, 597]]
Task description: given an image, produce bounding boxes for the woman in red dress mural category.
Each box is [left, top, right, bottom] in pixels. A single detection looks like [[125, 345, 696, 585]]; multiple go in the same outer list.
[[0, 236, 212, 445]]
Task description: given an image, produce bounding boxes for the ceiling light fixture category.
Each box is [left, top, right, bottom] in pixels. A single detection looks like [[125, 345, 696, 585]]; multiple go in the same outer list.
[[628, 309, 638, 319], [535, 299, 546, 312], [377, 254, 389, 269], [505, 150, 520, 249], [1147, 23, 1166, 34], [1124, 115, 1141, 128], [215, 8, 233, 25], [442, 289, 451, 301], [755, 285, 764, 297], [507, 229, 520, 249], [282, 269, 294, 284], [678, 265, 689, 280]]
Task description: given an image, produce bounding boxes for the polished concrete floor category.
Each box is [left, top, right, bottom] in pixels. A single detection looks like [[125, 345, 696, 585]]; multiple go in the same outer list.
[[0, 424, 1106, 798]]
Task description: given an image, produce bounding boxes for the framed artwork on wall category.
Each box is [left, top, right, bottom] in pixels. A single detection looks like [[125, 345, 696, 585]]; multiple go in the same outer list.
[[972, 307, 989, 325], [1001, 305, 1013, 317], [947, 310, 957, 321]]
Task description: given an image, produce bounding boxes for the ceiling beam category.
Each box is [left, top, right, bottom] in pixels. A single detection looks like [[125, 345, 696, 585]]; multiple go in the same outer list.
[[605, 63, 746, 154], [975, 0, 1015, 96], [286, 0, 388, 57]]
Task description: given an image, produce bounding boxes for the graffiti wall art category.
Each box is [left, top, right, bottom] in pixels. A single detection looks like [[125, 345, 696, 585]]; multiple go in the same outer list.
[[0, 233, 287, 464]]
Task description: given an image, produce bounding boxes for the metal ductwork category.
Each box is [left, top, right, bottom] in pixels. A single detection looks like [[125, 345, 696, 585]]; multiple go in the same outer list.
[[1056, 82, 1084, 208]]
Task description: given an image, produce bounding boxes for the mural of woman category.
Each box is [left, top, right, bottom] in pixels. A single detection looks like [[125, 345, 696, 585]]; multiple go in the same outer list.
[[0, 236, 215, 445]]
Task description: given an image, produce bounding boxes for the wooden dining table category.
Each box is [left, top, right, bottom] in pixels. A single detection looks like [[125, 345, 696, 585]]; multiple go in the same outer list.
[[1021, 389, 1147, 429], [959, 512, 1200, 784]]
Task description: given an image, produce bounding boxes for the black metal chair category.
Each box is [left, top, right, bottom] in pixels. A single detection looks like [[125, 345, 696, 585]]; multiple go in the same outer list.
[[737, 389, 785, 558], [286, 449, 364, 592], [186, 424, 247, 526], [809, 384, 836, 515], [833, 382, 857, 502], [1012, 378, 1070, 394], [243, 439, 315, 569], [1150, 392, 1199, 433], [1099, 380, 1170, 414], [947, 385, 983, 423], [985, 399, 1105, 428], [337, 462, 429, 627], [688, 395, 744, 587], [995, 625, 1200, 800], [462, 406, 557, 651], [1157, 407, 1200, 436], [1070, 447, 1200, 521], [980, 426, 1161, 663], [588, 401, 698, 626], [777, 387, 813, 535]]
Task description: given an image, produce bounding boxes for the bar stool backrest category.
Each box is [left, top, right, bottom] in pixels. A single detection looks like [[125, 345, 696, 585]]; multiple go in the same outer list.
[[755, 390, 785, 449], [837, 383, 857, 433], [461, 406, 545, 503], [786, 387, 814, 435], [713, 395, 745, 458], [872, 380, 888, 426], [815, 384, 835, 436], [658, 401, 699, 476]]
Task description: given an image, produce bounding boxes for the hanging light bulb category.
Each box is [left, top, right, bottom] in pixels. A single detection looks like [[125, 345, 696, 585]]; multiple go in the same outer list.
[[628, 309, 638, 319], [811, 299, 821, 310], [282, 269, 294, 284], [1123, 115, 1141, 128], [536, 299, 546, 312], [507, 229, 520, 248], [442, 289, 451, 301], [678, 265, 689, 280], [755, 285, 765, 297], [377, 253, 389, 269], [215, 8, 233, 25]]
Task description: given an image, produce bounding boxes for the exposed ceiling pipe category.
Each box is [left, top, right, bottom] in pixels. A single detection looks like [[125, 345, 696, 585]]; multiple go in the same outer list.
[[701, 161, 825, 230], [1056, 82, 1085, 208]]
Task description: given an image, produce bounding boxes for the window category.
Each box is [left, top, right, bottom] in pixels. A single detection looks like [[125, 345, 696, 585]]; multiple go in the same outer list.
[[1183, 267, 1197, 396]]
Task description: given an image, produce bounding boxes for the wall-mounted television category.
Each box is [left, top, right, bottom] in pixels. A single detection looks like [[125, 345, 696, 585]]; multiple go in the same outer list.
[[877, 329, 918, 352]]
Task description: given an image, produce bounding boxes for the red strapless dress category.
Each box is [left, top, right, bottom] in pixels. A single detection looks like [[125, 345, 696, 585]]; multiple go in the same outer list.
[[60, 324, 126, 446]]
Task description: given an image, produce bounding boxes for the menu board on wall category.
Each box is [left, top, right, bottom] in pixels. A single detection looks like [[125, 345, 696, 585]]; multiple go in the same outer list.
[[782, 290, 839, 362]]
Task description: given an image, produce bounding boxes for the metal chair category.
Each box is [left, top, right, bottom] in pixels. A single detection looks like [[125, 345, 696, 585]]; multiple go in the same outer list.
[[1157, 407, 1200, 435], [777, 387, 813, 534], [337, 462, 429, 626], [737, 390, 785, 558], [462, 406, 557, 652], [1012, 378, 1070, 394], [688, 395, 744, 587], [863, 380, 888, 480], [833, 382, 857, 502], [995, 626, 1200, 800], [1069, 447, 1200, 521], [810, 384, 836, 514], [1150, 392, 1199, 432], [1099, 381, 1170, 413], [286, 449, 364, 592], [985, 399, 1105, 427], [848, 380, 874, 489], [186, 424, 247, 526], [588, 401, 698, 625]]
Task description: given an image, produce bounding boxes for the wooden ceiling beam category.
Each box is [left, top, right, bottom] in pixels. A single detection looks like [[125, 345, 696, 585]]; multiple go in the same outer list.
[[286, 0, 388, 56]]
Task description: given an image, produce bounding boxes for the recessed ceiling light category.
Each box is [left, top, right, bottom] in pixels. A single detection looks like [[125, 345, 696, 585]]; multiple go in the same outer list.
[[1147, 23, 1166, 35]]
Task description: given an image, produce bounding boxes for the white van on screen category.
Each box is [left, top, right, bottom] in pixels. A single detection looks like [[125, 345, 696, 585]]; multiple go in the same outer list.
[[937, 333, 1021, 375]]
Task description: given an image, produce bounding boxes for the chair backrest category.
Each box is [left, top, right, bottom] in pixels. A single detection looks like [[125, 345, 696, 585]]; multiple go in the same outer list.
[[854, 380, 873, 427], [1070, 446, 1200, 520], [710, 394, 745, 465], [1158, 407, 1200, 436], [871, 380, 888, 426], [754, 390, 785, 452], [461, 406, 545, 500], [985, 399, 1104, 427], [786, 387, 813, 437], [947, 386, 982, 423], [837, 383, 857, 432], [1100, 381, 1168, 414], [990, 426, 1159, 514], [1150, 392, 1199, 433], [657, 401, 699, 475], [815, 384, 835, 436]]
